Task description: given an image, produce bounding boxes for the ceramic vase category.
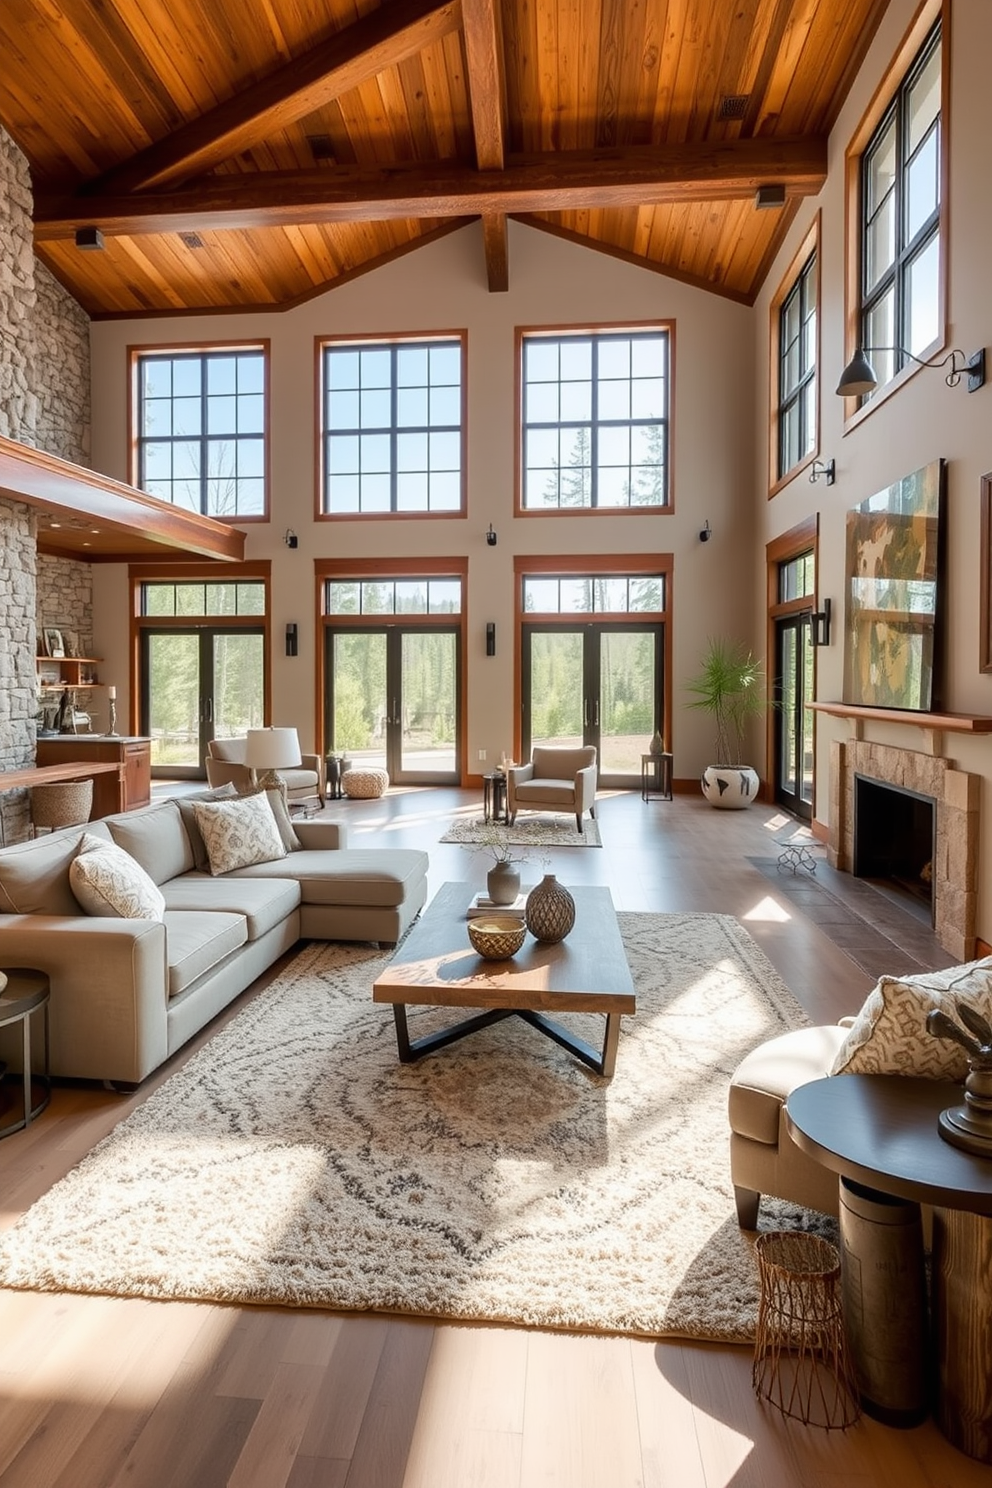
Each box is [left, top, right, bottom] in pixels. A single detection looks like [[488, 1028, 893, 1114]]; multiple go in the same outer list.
[[700, 765, 759, 809], [649, 730, 665, 756], [525, 873, 575, 943], [487, 860, 521, 905]]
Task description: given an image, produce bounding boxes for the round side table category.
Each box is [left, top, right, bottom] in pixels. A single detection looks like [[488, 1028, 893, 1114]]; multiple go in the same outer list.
[[0, 969, 51, 1138]]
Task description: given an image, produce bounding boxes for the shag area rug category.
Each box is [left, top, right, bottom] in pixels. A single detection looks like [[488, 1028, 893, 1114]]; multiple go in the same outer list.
[[440, 813, 602, 848], [0, 914, 823, 1342]]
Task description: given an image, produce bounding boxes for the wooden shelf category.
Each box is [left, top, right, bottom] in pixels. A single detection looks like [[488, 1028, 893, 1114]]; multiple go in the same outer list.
[[36, 656, 102, 689], [811, 702, 992, 733]]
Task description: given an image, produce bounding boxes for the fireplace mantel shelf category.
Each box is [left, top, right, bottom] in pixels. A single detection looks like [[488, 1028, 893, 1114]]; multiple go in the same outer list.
[[812, 702, 992, 733]]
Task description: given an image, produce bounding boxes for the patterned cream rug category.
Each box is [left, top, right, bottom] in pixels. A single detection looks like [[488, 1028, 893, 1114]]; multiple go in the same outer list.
[[440, 813, 603, 848], [0, 914, 824, 1341]]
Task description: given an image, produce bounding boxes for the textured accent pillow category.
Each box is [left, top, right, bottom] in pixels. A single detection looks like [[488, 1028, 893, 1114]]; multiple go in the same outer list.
[[191, 793, 287, 876], [830, 957, 992, 1081], [240, 787, 302, 852], [69, 833, 166, 920], [177, 783, 240, 872]]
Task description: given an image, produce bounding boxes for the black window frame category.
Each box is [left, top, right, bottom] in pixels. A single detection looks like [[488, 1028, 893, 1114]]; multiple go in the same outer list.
[[135, 346, 268, 520], [319, 335, 466, 517], [859, 20, 942, 394], [776, 253, 817, 481], [520, 328, 671, 512]]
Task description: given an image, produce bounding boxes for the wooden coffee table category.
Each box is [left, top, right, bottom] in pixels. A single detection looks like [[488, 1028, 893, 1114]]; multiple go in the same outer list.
[[372, 881, 635, 1077]]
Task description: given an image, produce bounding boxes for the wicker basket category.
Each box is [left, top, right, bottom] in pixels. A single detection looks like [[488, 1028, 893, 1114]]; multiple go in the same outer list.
[[30, 779, 94, 833], [468, 915, 527, 960]]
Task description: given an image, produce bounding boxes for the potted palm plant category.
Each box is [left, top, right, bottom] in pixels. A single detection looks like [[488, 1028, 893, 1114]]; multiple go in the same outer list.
[[685, 638, 767, 808]]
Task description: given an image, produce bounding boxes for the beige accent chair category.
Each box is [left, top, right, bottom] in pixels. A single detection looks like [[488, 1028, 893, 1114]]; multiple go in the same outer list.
[[507, 745, 598, 834], [728, 1022, 853, 1228], [206, 737, 324, 807]]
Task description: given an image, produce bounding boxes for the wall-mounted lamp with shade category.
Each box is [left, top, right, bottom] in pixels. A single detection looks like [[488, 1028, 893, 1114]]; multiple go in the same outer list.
[[810, 599, 832, 648], [244, 727, 302, 799], [809, 459, 835, 485], [837, 346, 986, 397], [699, 520, 712, 543], [486, 524, 497, 547]]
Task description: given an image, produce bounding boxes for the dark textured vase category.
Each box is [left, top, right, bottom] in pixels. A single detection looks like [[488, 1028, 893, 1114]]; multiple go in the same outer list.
[[487, 860, 521, 905], [525, 873, 575, 943]]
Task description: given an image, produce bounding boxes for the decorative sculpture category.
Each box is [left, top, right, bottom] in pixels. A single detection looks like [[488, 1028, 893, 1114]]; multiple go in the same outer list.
[[926, 1003, 992, 1156]]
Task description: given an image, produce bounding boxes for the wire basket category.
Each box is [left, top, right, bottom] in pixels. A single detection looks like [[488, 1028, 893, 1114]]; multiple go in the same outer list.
[[752, 1230, 860, 1429]]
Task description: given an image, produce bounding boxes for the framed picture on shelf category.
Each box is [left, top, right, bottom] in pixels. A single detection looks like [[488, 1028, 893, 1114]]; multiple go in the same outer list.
[[43, 627, 64, 658], [38, 663, 60, 685], [61, 629, 80, 658]]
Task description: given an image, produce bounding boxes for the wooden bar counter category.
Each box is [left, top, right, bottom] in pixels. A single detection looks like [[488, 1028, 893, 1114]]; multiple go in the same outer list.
[[35, 736, 151, 812], [0, 760, 126, 819]]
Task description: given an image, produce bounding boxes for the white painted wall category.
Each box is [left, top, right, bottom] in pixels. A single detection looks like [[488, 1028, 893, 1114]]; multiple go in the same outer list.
[[90, 218, 754, 775], [754, 0, 992, 936]]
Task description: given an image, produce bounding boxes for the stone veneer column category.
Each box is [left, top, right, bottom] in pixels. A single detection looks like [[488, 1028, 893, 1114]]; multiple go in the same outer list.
[[0, 123, 91, 843]]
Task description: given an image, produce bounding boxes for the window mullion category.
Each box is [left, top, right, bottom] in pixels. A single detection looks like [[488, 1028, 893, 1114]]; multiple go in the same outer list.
[[590, 340, 599, 508], [200, 355, 209, 516]]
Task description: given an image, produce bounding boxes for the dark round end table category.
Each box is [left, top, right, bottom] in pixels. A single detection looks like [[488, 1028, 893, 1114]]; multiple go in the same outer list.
[[0, 968, 51, 1138]]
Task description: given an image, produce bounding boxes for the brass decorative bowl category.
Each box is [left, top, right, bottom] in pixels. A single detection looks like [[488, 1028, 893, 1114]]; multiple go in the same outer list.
[[468, 915, 527, 960]]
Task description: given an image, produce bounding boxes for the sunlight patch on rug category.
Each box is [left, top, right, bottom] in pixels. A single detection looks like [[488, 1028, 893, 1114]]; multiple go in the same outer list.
[[439, 814, 602, 849], [0, 913, 828, 1341]]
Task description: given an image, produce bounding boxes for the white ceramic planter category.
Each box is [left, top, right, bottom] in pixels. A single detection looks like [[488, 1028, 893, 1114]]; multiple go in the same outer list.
[[700, 765, 759, 809]]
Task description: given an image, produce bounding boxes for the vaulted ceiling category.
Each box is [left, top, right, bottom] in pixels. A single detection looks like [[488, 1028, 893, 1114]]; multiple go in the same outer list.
[[3, 0, 890, 317]]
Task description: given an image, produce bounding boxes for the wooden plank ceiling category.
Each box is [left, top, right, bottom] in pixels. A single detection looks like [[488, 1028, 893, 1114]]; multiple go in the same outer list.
[[2, 0, 889, 315]]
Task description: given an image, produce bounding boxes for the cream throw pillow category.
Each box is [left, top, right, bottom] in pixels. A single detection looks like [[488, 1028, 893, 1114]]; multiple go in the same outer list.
[[830, 956, 992, 1081], [191, 793, 287, 876], [70, 833, 166, 920]]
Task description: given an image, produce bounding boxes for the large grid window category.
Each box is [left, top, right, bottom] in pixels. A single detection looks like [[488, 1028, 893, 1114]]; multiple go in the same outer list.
[[777, 254, 817, 479], [321, 338, 464, 515], [859, 22, 941, 395], [325, 578, 462, 614], [522, 573, 665, 613], [137, 349, 266, 517], [141, 581, 266, 617], [521, 329, 669, 510]]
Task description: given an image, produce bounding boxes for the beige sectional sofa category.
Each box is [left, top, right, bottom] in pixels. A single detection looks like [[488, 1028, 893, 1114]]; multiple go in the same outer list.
[[0, 797, 428, 1086]]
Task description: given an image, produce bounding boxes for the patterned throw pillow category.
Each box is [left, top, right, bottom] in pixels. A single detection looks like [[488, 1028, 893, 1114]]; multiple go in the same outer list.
[[69, 833, 166, 920], [190, 793, 287, 876], [830, 957, 992, 1081]]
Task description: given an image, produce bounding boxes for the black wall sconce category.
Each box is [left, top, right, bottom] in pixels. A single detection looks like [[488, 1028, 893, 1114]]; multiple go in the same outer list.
[[837, 346, 986, 396], [809, 459, 835, 485], [284, 528, 298, 549], [699, 520, 712, 543], [486, 525, 497, 547], [810, 599, 832, 647], [285, 623, 298, 657], [486, 622, 496, 656]]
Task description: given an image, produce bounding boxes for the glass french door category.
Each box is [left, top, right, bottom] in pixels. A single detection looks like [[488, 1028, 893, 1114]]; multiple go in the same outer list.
[[521, 623, 664, 789], [140, 628, 265, 777], [774, 613, 814, 819], [325, 625, 460, 783]]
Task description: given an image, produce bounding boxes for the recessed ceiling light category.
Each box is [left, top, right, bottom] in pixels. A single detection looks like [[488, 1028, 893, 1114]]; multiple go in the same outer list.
[[50, 521, 61, 528]]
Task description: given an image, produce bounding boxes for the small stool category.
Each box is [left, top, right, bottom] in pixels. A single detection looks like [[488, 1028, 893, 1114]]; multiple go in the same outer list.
[[0, 969, 52, 1138], [483, 771, 508, 824], [342, 767, 390, 800], [641, 752, 673, 802], [776, 837, 821, 875], [752, 1230, 860, 1430]]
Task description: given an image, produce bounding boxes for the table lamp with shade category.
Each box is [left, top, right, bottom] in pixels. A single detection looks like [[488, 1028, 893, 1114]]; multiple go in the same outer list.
[[244, 727, 302, 800]]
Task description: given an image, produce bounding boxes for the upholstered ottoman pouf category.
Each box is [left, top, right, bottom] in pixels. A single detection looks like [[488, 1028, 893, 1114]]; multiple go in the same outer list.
[[342, 768, 390, 799]]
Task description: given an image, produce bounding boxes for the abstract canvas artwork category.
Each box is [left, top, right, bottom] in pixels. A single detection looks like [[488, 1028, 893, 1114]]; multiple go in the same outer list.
[[843, 459, 945, 711]]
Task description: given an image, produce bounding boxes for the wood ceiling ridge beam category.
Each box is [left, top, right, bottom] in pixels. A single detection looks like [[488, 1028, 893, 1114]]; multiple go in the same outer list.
[[37, 137, 828, 238], [82, 0, 464, 197], [460, 0, 507, 290]]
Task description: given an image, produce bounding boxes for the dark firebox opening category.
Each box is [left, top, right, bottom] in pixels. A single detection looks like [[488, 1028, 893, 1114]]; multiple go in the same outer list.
[[853, 775, 935, 921]]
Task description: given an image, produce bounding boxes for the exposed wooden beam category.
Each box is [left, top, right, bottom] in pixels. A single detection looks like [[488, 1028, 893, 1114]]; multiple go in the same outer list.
[[39, 137, 828, 238], [86, 0, 463, 196], [461, 0, 507, 291], [481, 214, 508, 291], [0, 436, 245, 562]]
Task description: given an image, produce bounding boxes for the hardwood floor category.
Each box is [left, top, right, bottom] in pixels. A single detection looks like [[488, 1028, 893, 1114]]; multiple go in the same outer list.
[[0, 786, 982, 1488]]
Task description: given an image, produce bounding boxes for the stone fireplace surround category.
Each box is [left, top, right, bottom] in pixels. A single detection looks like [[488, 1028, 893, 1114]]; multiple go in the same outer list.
[[827, 736, 978, 962]]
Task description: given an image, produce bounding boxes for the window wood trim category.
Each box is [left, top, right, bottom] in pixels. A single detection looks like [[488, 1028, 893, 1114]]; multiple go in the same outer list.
[[513, 321, 676, 518], [314, 556, 469, 771], [768, 215, 820, 498], [313, 330, 468, 523], [127, 340, 271, 522], [841, 0, 947, 429], [765, 516, 819, 804]]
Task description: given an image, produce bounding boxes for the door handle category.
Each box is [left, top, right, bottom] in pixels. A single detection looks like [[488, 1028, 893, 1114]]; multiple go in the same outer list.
[[583, 699, 590, 726], [593, 701, 599, 726], [204, 697, 213, 724]]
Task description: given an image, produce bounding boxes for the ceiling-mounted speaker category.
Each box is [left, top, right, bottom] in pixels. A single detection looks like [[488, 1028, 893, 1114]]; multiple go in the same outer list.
[[74, 226, 105, 250]]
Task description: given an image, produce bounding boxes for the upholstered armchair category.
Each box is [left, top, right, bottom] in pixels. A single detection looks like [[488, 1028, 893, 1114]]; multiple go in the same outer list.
[[507, 745, 598, 834], [205, 737, 325, 806]]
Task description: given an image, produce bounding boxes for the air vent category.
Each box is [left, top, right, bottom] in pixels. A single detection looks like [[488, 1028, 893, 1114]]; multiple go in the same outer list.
[[179, 232, 204, 249], [718, 94, 749, 120], [306, 133, 335, 162]]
